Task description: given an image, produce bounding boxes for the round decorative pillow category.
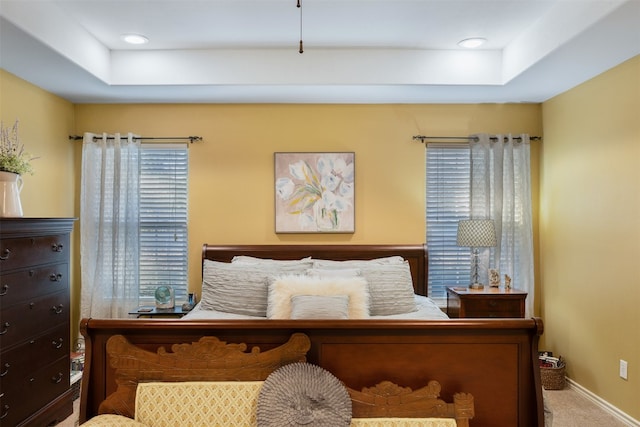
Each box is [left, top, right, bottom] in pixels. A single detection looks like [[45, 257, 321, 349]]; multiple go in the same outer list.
[[257, 362, 352, 426]]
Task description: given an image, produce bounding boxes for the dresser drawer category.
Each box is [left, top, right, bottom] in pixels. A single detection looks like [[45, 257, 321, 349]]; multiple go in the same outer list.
[[0, 324, 70, 386], [0, 291, 69, 349], [465, 298, 522, 314], [0, 234, 70, 272], [0, 263, 69, 308], [0, 356, 69, 427]]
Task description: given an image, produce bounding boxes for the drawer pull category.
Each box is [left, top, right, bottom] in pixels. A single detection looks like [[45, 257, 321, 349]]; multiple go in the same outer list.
[[0, 249, 9, 261], [49, 273, 63, 282], [51, 243, 64, 252], [0, 322, 8, 335], [0, 285, 7, 296], [488, 300, 497, 307], [0, 363, 9, 377], [0, 403, 8, 420], [51, 372, 63, 384], [52, 338, 64, 349], [51, 304, 64, 315]]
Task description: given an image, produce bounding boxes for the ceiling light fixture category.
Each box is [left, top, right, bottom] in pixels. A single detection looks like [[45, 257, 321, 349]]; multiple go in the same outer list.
[[297, 0, 303, 53], [458, 38, 487, 49], [121, 34, 149, 45]]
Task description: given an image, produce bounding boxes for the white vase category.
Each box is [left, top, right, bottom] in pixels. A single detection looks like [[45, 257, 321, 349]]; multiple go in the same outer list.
[[0, 171, 24, 217]]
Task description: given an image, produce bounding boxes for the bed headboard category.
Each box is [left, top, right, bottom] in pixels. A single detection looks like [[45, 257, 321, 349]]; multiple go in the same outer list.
[[202, 244, 429, 296]]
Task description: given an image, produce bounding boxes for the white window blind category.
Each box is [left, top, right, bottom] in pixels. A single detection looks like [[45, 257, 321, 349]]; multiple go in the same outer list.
[[139, 144, 189, 303], [426, 144, 471, 299]]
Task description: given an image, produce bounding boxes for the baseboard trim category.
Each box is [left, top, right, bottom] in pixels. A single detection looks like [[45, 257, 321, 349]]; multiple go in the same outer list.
[[566, 378, 640, 426]]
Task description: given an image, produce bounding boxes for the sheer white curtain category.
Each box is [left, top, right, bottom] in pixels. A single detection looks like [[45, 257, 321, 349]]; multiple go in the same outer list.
[[470, 133, 535, 316], [80, 132, 141, 318]]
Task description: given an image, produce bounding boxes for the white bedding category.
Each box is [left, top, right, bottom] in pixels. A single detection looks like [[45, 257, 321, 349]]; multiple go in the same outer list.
[[182, 294, 449, 320]]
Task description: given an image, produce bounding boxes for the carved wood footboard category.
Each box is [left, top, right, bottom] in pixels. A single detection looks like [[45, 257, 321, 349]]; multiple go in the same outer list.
[[80, 329, 475, 426], [79, 318, 543, 427]]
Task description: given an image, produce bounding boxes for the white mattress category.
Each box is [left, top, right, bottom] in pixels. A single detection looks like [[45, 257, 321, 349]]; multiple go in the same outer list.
[[181, 294, 449, 320]]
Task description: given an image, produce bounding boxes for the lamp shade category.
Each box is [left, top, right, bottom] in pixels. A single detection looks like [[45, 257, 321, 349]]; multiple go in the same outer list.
[[457, 219, 497, 247]]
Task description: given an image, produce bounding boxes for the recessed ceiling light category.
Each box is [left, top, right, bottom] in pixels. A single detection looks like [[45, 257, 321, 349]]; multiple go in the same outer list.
[[121, 34, 149, 45], [458, 38, 487, 49]]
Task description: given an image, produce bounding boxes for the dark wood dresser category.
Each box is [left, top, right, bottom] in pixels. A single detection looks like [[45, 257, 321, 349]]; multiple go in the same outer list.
[[1, 218, 75, 426], [446, 286, 527, 318]]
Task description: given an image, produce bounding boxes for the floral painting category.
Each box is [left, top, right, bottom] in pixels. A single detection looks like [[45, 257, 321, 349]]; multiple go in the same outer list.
[[275, 152, 355, 233]]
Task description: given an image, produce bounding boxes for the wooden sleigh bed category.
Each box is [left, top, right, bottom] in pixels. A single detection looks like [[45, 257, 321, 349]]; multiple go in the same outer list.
[[79, 244, 544, 427]]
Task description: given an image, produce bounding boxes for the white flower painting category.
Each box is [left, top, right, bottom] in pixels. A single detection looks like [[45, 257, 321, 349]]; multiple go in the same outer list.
[[275, 152, 355, 233]]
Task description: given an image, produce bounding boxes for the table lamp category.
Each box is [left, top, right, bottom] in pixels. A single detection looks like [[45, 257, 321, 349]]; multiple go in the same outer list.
[[457, 219, 497, 289]]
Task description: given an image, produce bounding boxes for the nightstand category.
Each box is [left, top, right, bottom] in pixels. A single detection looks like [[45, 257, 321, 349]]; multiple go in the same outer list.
[[128, 306, 188, 318], [446, 286, 527, 318]]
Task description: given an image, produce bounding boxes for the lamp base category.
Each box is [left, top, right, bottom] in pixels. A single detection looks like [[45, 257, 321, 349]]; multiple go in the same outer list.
[[469, 283, 485, 290]]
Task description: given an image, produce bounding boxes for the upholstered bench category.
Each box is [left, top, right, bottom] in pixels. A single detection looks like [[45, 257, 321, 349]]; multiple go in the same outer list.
[[81, 380, 459, 427]]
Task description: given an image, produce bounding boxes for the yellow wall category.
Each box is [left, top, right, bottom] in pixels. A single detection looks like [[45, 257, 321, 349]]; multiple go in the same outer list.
[[7, 58, 639, 419], [0, 69, 80, 341], [540, 55, 640, 420], [74, 103, 541, 297]]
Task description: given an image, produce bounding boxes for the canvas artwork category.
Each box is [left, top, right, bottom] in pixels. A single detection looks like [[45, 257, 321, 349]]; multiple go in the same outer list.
[[275, 152, 355, 233]]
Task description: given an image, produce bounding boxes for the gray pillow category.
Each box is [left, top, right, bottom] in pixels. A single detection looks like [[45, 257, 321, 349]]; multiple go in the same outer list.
[[257, 363, 352, 427], [309, 261, 417, 316], [290, 295, 350, 319], [201, 259, 312, 317], [231, 255, 312, 265], [312, 256, 405, 268], [360, 262, 418, 316]]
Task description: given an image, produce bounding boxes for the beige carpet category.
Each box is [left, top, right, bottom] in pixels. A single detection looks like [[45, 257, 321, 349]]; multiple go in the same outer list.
[[543, 388, 632, 427], [61, 387, 632, 426]]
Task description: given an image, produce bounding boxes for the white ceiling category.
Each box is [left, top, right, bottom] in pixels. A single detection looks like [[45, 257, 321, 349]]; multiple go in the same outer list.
[[1, 0, 638, 104]]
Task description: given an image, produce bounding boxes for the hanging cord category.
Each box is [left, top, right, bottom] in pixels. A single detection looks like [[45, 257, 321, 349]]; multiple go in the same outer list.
[[297, 0, 304, 53]]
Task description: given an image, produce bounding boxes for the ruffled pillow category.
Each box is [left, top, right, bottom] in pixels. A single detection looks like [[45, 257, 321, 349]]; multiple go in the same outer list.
[[257, 363, 352, 426]]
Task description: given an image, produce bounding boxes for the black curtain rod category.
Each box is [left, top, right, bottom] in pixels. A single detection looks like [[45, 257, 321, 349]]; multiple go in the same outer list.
[[412, 135, 541, 143], [69, 135, 203, 143]]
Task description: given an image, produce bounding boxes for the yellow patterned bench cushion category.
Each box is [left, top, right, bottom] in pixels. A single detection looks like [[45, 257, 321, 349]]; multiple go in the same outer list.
[[82, 382, 459, 427], [135, 381, 263, 427], [350, 419, 457, 427], [81, 414, 148, 426]]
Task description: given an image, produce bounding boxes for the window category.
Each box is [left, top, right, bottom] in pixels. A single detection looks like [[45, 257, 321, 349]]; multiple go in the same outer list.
[[425, 144, 471, 299], [139, 144, 189, 303]]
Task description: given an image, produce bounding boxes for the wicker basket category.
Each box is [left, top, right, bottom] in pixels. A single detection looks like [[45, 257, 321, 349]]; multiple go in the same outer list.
[[541, 363, 566, 390]]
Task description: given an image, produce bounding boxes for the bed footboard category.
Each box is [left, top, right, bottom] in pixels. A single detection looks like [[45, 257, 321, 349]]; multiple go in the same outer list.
[[80, 317, 544, 427]]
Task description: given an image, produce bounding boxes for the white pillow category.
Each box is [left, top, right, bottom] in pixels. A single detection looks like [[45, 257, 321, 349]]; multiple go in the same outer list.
[[201, 259, 311, 317], [312, 256, 405, 268], [231, 255, 312, 265], [306, 268, 361, 278], [290, 295, 350, 319], [267, 275, 370, 319]]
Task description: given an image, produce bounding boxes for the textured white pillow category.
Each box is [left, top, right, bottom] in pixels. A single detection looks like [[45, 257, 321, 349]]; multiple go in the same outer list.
[[201, 259, 312, 317], [267, 275, 370, 319], [290, 295, 350, 319]]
